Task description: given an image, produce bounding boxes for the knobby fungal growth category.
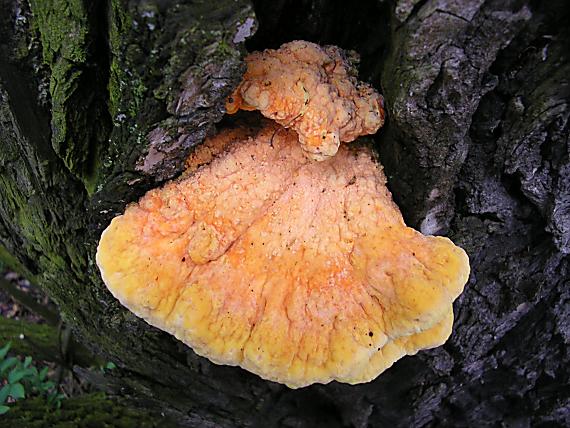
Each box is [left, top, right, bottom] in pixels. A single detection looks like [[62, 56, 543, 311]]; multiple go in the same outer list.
[[96, 41, 470, 388], [226, 41, 385, 160]]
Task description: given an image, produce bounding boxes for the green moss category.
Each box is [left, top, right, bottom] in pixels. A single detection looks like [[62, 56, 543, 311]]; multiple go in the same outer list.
[[82, 156, 102, 196], [0, 159, 88, 315], [29, 0, 89, 166], [0, 318, 58, 360], [108, 0, 140, 120], [28, 0, 109, 195], [3, 393, 176, 427], [29, 0, 88, 64], [0, 244, 27, 276]]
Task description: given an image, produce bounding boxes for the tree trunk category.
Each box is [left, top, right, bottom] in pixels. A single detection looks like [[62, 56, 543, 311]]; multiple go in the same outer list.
[[0, 0, 568, 426]]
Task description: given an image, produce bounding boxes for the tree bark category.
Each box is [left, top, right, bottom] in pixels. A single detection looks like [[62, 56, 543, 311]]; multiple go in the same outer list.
[[0, 0, 568, 426]]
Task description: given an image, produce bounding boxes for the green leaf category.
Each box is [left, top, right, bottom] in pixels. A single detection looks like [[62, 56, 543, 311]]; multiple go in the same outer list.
[[20, 367, 36, 378], [38, 367, 48, 381], [0, 357, 18, 374], [0, 385, 10, 404], [0, 343, 10, 360], [23, 356, 32, 368], [105, 361, 116, 370], [47, 391, 65, 407], [8, 368, 26, 384], [27, 366, 39, 379], [8, 383, 25, 400], [0, 405, 9, 415]]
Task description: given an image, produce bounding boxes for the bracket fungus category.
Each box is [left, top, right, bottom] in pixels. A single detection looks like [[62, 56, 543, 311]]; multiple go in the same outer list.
[[97, 41, 469, 389], [226, 41, 385, 160]]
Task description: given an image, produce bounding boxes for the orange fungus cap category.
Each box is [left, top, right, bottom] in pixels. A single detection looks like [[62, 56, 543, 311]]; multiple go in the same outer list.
[[97, 122, 469, 388]]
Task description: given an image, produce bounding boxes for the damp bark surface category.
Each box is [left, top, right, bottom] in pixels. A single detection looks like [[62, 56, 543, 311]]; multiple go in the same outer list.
[[0, 0, 568, 427]]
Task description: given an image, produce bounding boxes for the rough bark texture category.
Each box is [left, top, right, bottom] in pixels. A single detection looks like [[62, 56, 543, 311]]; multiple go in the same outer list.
[[0, 0, 568, 426]]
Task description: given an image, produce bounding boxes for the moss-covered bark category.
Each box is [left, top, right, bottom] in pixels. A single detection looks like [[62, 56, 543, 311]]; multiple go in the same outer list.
[[2, 392, 177, 427], [0, 317, 61, 361], [0, 0, 568, 426], [0, 317, 96, 366]]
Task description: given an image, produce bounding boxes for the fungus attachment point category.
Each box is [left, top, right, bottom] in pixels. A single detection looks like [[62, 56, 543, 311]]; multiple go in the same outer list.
[[226, 41, 385, 160], [97, 122, 470, 388]]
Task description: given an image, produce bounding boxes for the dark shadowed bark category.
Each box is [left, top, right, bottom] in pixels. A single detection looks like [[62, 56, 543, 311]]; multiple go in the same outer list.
[[0, 0, 568, 426]]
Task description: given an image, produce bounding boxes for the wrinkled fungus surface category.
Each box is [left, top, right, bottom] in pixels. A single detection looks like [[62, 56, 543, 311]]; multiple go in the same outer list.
[[226, 41, 385, 160], [97, 122, 469, 388]]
